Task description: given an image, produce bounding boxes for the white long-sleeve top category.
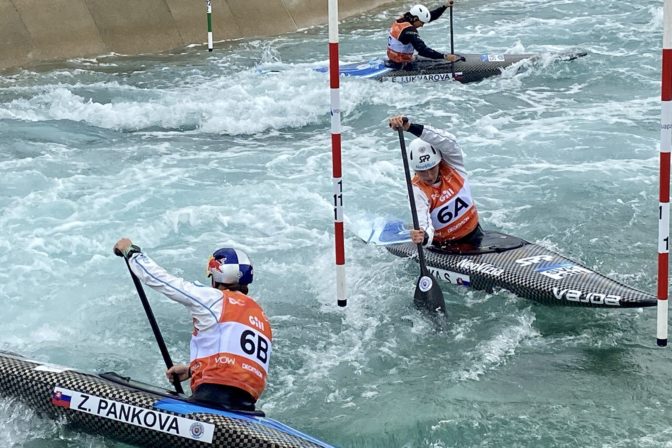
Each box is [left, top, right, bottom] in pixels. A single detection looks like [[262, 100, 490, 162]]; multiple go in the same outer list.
[[127, 251, 272, 399], [127, 252, 223, 332]]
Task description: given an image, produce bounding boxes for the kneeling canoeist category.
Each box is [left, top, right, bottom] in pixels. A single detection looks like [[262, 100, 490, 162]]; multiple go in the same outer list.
[[113, 239, 272, 411], [387, 1, 463, 70], [388, 115, 483, 248]]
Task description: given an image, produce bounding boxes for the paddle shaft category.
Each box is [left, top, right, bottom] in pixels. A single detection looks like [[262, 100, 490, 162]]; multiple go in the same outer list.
[[121, 256, 184, 395], [449, 5, 454, 55], [397, 127, 431, 275], [395, 125, 446, 314], [449, 5, 455, 78]]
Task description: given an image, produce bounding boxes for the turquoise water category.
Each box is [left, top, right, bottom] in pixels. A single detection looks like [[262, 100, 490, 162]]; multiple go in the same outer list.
[[1, 0, 670, 446]]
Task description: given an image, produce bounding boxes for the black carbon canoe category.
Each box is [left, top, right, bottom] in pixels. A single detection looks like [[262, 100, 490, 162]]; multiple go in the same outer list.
[[384, 230, 656, 308], [316, 51, 587, 84], [359, 218, 655, 308], [0, 351, 333, 448]]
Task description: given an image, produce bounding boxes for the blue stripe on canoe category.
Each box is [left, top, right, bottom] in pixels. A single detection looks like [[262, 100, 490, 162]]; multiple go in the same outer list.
[[314, 59, 393, 78], [154, 398, 335, 448]]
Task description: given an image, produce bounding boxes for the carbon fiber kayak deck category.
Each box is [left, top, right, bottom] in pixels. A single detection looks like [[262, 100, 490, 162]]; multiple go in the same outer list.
[[380, 54, 534, 84], [0, 351, 333, 448], [385, 231, 655, 308], [317, 51, 587, 84]]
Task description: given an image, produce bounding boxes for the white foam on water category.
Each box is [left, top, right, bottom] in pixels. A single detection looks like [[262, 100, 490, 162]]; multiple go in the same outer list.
[[0, 0, 669, 446], [450, 312, 539, 382]]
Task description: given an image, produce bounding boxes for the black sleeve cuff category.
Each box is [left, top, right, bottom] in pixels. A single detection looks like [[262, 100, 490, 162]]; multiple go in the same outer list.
[[124, 244, 142, 259], [408, 123, 424, 137]]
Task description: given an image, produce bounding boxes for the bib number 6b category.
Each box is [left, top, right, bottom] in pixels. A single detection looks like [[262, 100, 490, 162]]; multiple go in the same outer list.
[[240, 330, 269, 364]]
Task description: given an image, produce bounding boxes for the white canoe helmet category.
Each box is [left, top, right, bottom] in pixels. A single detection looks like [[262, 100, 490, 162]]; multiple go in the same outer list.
[[409, 4, 431, 23], [408, 138, 441, 171]]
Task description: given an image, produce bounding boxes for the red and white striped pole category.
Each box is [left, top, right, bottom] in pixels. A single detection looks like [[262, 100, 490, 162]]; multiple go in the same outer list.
[[328, 0, 346, 307], [657, 0, 672, 347]]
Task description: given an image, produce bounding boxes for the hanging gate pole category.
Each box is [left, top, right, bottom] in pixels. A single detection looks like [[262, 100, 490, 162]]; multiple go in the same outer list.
[[657, 0, 672, 346], [328, 0, 346, 307]]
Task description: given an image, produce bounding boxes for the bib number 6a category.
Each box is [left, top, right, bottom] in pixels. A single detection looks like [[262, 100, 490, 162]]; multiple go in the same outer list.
[[437, 197, 469, 224], [240, 330, 269, 364]]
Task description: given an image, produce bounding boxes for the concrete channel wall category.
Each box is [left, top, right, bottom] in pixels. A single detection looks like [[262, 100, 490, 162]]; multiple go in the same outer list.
[[0, 0, 393, 70]]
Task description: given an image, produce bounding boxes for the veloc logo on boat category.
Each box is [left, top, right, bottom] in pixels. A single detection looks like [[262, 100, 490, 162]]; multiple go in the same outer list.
[[552, 287, 621, 306], [534, 263, 591, 280]]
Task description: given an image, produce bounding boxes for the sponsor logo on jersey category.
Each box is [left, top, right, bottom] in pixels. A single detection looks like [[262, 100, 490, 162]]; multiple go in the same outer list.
[[249, 315, 265, 331], [215, 355, 236, 365], [52, 387, 215, 443], [242, 363, 263, 379]]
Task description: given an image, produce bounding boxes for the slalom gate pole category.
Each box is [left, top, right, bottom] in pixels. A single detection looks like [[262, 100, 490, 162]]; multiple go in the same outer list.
[[657, 0, 672, 347], [328, 0, 346, 307], [206, 0, 213, 52]]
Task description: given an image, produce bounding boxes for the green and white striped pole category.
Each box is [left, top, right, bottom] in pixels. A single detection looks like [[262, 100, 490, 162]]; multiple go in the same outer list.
[[206, 0, 213, 52]]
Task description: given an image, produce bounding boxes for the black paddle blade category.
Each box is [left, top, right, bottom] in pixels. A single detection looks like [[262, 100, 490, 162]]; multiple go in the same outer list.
[[413, 272, 446, 314]]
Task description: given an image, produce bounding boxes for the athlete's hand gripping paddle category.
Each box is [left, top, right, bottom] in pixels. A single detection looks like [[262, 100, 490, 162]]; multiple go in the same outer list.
[[396, 125, 447, 314], [114, 248, 185, 395]]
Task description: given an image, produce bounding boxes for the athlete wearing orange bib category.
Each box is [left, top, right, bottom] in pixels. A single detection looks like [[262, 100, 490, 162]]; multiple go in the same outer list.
[[113, 239, 271, 411], [388, 116, 482, 247], [386, 2, 462, 68]]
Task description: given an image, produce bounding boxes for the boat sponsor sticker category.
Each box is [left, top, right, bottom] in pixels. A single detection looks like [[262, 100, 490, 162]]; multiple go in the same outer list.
[[515, 255, 555, 267], [427, 267, 471, 286], [480, 54, 505, 62], [534, 263, 591, 280], [51, 387, 215, 443], [552, 287, 621, 306], [389, 72, 461, 83], [456, 259, 504, 277]]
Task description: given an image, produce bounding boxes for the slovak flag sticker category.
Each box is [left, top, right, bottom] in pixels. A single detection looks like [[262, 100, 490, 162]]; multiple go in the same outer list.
[[51, 389, 72, 408]]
